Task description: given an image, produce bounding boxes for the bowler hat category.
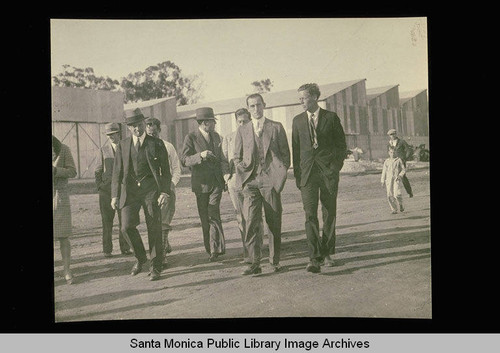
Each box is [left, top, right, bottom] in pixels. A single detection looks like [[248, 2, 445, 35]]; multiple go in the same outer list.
[[195, 107, 216, 121], [124, 108, 145, 125], [104, 122, 121, 135], [387, 129, 397, 136], [145, 117, 161, 127]]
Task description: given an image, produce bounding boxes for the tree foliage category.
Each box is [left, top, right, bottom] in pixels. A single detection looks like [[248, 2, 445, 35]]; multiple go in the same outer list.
[[52, 61, 203, 106], [251, 78, 274, 94]]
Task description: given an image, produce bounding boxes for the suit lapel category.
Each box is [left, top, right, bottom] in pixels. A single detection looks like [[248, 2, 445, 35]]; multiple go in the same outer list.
[[316, 108, 327, 134], [195, 129, 209, 151], [122, 137, 132, 177], [262, 118, 272, 155]]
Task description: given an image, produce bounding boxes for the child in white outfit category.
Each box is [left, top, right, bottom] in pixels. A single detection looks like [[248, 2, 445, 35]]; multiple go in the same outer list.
[[381, 146, 406, 214]]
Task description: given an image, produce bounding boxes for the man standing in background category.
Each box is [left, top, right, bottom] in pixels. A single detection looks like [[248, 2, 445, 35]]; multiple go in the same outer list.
[[145, 117, 181, 267], [95, 122, 132, 258]]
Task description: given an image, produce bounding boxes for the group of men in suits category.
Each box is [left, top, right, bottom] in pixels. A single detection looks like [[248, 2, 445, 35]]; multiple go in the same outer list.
[[184, 83, 348, 275], [96, 82, 350, 281]]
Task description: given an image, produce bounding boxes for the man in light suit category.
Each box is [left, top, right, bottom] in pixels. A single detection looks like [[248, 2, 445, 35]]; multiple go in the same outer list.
[[222, 108, 263, 264], [111, 108, 171, 281], [180, 107, 229, 262], [95, 122, 132, 258], [292, 83, 347, 273], [233, 93, 290, 275], [145, 117, 182, 266]]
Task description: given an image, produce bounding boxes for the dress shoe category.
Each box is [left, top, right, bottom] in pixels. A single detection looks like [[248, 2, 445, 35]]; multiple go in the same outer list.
[[121, 250, 133, 255], [131, 261, 144, 276], [242, 265, 262, 275], [409, 193, 414, 198], [322, 255, 335, 267], [391, 210, 398, 214], [163, 231, 172, 254], [271, 263, 283, 272], [104, 252, 113, 258], [400, 205, 405, 212], [149, 268, 161, 281], [209, 253, 219, 262], [306, 262, 321, 273]]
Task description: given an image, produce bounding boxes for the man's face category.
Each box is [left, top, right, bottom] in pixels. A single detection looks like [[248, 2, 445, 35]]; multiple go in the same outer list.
[[236, 113, 251, 127], [389, 133, 397, 141], [298, 89, 318, 113], [146, 123, 160, 138], [247, 96, 265, 119], [201, 120, 216, 133], [127, 121, 145, 137], [107, 132, 121, 144]]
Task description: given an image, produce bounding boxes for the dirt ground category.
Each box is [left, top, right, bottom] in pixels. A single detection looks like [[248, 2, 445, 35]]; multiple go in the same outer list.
[[53, 161, 431, 322]]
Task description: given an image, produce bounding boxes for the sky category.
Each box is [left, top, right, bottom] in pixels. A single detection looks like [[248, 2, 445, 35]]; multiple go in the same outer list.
[[50, 18, 428, 103]]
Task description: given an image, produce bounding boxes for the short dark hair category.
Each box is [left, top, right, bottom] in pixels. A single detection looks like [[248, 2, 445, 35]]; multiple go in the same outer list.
[[298, 83, 321, 100], [246, 93, 265, 106], [234, 108, 250, 120]]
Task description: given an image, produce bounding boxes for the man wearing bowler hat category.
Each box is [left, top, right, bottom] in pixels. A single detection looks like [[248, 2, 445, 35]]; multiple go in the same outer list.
[[111, 108, 171, 281], [180, 107, 229, 262], [95, 122, 132, 258]]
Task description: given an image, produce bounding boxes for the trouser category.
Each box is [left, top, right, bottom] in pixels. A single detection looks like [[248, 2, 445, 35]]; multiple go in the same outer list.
[[386, 178, 404, 211], [300, 166, 339, 262], [160, 183, 176, 231], [120, 187, 163, 271], [227, 180, 263, 262], [242, 176, 282, 266], [195, 186, 225, 256], [99, 189, 130, 254], [401, 161, 413, 196]]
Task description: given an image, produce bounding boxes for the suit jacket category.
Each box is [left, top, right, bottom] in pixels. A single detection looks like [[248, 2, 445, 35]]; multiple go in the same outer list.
[[222, 130, 237, 179], [388, 138, 410, 163], [95, 143, 115, 193], [180, 129, 229, 193], [292, 108, 346, 193], [233, 118, 290, 193], [111, 134, 171, 209]]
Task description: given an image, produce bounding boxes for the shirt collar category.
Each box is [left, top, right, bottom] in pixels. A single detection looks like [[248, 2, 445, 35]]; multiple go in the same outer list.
[[307, 107, 320, 120], [132, 132, 146, 145], [251, 116, 265, 127], [198, 126, 210, 141]]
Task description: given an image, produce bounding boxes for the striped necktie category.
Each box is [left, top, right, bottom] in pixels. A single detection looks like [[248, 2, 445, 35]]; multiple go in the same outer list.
[[309, 113, 318, 149]]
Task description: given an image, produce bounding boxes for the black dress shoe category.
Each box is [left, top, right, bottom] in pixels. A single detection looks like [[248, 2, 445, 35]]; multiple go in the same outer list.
[[150, 269, 161, 281], [271, 264, 283, 272], [242, 265, 262, 275], [306, 263, 321, 273], [209, 253, 219, 262], [104, 252, 113, 258], [131, 261, 144, 276]]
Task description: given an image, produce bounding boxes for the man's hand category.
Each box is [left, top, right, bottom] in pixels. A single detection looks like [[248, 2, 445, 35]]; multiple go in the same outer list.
[[200, 150, 216, 160], [158, 193, 168, 207], [111, 197, 119, 210]]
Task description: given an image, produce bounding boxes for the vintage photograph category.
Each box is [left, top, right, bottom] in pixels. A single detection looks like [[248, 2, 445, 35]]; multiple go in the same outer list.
[[50, 18, 430, 322]]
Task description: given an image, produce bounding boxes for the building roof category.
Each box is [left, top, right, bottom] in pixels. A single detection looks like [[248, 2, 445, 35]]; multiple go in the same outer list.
[[399, 89, 427, 104], [365, 85, 399, 101], [124, 96, 176, 111], [176, 79, 366, 120]]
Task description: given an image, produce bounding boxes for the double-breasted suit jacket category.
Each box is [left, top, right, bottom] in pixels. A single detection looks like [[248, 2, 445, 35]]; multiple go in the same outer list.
[[292, 108, 346, 194], [111, 134, 171, 209], [233, 118, 290, 193], [181, 129, 229, 193]]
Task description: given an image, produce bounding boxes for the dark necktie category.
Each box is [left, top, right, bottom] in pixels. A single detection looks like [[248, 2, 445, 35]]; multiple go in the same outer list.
[[309, 114, 318, 149], [135, 137, 141, 152]]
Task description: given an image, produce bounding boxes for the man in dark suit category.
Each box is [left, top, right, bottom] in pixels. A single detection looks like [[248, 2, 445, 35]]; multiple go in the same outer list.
[[95, 122, 132, 258], [233, 93, 290, 275], [111, 108, 171, 281], [292, 83, 347, 273], [180, 107, 229, 262], [387, 129, 413, 198]]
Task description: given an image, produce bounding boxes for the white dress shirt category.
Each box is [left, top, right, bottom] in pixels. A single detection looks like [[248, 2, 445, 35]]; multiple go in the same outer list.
[[307, 107, 320, 128]]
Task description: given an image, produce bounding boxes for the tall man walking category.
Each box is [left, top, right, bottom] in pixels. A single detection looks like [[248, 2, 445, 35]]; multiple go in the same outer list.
[[111, 108, 171, 281], [292, 83, 347, 273], [233, 94, 290, 275], [180, 107, 228, 262], [145, 117, 181, 266], [95, 122, 132, 258]]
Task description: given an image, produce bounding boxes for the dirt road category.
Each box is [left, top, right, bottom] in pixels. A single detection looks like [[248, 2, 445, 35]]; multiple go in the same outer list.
[[53, 164, 431, 322]]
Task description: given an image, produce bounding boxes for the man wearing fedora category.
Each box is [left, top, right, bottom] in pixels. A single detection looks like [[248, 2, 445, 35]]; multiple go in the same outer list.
[[95, 122, 132, 258], [387, 128, 413, 198], [111, 108, 171, 281], [180, 107, 228, 262], [233, 93, 291, 275]]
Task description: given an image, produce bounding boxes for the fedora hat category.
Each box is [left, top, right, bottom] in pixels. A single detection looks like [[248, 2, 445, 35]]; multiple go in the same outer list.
[[124, 108, 145, 125], [104, 122, 121, 135], [195, 107, 216, 121]]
